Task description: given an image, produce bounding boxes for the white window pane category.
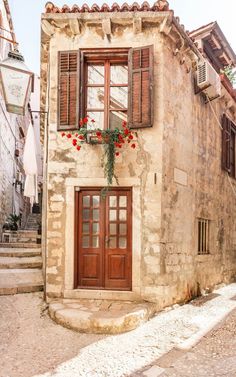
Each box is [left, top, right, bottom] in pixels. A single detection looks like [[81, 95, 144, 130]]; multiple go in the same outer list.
[[92, 236, 99, 248], [110, 87, 128, 110], [110, 111, 127, 131], [110, 65, 128, 84], [82, 223, 89, 234], [87, 87, 105, 109], [87, 112, 104, 130], [119, 237, 127, 249], [119, 210, 127, 221], [88, 65, 104, 85], [83, 196, 90, 207], [109, 196, 117, 207], [119, 196, 127, 207], [82, 236, 89, 248]]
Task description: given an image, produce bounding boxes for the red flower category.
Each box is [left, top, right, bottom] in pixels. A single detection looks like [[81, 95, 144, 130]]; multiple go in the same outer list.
[[131, 143, 136, 149], [115, 152, 120, 157], [96, 131, 102, 138], [72, 139, 77, 146], [61, 132, 65, 137], [67, 134, 72, 139], [115, 142, 120, 148], [91, 119, 95, 123], [128, 134, 134, 140], [118, 134, 124, 142], [124, 128, 129, 135], [75, 133, 78, 137], [78, 135, 84, 140], [83, 117, 88, 123], [79, 119, 84, 127], [122, 121, 127, 128], [76, 145, 81, 151]]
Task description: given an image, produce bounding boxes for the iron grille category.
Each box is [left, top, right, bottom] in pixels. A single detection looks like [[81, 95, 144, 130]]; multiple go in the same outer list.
[[198, 218, 210, 255]]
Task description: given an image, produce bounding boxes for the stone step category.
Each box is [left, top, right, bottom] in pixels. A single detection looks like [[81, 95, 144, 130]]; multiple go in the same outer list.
[[0, 269, 44, 295], [49, 300, 156, 334], [0, 256, 42, 269], [0, 247, 41, 257], [0, 242, 40, 249], [18, 230, 39, 237]]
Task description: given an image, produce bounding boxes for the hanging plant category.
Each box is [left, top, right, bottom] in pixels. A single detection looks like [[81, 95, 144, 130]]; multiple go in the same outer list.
[[60, 117, 136, 188]]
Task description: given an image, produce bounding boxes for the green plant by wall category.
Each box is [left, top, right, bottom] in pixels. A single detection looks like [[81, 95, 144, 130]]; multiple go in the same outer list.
[[60, 117, 137, 189]]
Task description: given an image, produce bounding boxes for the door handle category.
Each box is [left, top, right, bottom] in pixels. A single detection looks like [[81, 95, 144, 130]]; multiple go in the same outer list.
[[105, 236, 110, 247]]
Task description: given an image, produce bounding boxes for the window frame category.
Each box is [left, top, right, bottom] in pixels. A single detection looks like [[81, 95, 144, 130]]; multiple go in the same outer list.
[[80, 48, 129, 130], [197, 218, 210, 255]]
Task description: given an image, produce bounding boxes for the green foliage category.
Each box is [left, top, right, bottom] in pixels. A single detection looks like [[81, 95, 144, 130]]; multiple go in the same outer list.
[[3, 214, 20, 231], [61, 118, 136, 190], [221, 65, 236, 86]]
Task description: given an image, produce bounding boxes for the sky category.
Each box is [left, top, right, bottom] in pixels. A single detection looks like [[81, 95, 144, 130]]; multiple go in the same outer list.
[[8, 0, 236, 74]]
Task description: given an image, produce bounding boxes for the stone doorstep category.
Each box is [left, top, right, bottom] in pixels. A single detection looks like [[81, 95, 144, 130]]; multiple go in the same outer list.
[[49, 300, 156, 334]]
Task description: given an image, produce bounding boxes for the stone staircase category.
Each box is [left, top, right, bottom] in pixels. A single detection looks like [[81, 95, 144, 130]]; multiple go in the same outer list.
[[0, 215, 44, 295]]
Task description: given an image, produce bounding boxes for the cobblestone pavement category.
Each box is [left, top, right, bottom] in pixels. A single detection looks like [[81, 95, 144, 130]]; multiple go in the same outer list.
[[132, 308, 236, 377], [0, 293, 104, 377]]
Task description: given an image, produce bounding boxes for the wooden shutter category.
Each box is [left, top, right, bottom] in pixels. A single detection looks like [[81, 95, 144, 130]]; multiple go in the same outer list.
[[128, 45, 154, 129], [58, 51, 79, 130], [222, 114, 231, 172]]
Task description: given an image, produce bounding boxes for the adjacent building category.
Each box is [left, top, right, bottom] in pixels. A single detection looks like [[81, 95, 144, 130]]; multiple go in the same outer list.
[[0, 0, 31, 235], [41, 0, 236, 309]]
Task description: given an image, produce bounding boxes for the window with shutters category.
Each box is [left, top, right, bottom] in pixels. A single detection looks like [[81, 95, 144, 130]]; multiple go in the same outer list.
[[57, 46, 154, 131], [82, 50, 129, 130], [222, 114, 236, 178]]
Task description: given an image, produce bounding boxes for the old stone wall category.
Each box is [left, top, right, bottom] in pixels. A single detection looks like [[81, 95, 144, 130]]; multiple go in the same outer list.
[[150, 37, 236, 307], [42, 12, 236, 306]]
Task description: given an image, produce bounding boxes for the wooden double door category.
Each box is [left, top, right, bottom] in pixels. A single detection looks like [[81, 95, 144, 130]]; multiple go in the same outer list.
[[75, 188, 132, 290]]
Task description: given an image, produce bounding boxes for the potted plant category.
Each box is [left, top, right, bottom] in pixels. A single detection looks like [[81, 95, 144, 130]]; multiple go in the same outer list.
[[60, 117, 137, 188], [7, 214, 20, 231]]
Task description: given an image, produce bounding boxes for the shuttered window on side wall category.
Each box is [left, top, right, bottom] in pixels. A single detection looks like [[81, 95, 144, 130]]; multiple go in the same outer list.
[[222, 114, 236, 178], [58, 51, 80, 130], [128, 45, 154, 129]]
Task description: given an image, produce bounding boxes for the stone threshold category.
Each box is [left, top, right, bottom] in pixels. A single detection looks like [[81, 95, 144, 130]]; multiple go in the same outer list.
[[49, 299, 156, 334]]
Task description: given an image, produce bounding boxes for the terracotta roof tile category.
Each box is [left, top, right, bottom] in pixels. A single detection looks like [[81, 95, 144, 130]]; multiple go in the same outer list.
[[45, 1, 170, 13]]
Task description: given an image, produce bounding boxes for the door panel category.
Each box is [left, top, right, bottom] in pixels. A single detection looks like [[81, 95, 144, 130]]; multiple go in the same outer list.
[[77, 190, 104, 288], [75, 188, 132, 290], [105, 190, 131, 289]]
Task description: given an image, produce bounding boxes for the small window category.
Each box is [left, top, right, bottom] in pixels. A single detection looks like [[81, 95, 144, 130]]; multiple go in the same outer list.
[[197, 218, 210, 255]]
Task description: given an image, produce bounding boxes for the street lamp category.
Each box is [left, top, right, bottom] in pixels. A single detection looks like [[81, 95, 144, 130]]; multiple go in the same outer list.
[[0, 49, 33, 116]]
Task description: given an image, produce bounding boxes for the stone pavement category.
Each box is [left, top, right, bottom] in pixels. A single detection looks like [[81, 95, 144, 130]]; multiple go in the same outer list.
[[35, 284, 236, 377], [132, 307, 236, 377]]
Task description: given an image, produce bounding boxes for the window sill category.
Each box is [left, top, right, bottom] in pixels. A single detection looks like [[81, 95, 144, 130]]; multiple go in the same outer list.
[[195, 254, 212, 263]]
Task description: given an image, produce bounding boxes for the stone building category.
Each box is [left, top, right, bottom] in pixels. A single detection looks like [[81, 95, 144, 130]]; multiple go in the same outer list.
[[41, 0, 236, 315], [0, 0, 32, 235]]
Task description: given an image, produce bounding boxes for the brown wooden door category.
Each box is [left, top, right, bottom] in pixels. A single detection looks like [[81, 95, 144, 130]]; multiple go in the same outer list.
[[75, 188, 132, 290]]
